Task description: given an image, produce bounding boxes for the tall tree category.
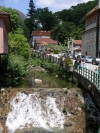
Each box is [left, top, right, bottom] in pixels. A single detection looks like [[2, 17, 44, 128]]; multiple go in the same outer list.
[[34, 7, 58, 31], [25, 0, 36, 34], [27, 0, 35, 17]]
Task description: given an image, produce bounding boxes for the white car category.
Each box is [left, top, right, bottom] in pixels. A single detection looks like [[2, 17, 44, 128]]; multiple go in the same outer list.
[[83, 56, 93, 63]]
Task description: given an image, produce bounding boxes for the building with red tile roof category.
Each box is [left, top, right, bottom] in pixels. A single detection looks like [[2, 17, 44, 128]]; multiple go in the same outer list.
[[68, 40, 82, 55], [30, 30, 58, 49], [36, 38, 57, 45]]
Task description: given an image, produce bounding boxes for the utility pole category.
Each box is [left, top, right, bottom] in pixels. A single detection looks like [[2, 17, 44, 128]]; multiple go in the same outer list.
[[71, 38, 74, 55]]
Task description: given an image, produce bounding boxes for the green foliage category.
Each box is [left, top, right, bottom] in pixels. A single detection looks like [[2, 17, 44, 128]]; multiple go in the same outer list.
[[25, 0, 36, 33], [81, 103, 85, 110], [53, 50, 60, 54], [62, 107, 67, 113], [50, 24, 67, 44], [34, 7, 58, 31], [75, 92, 78, 97], [0, 7, 22, 32], [27, 0, 36, 17], [0, 54, 26, 87], [64, 89, 68, 94], [28, 57, 42, 67], [0, 6, 30, 39], [66, 84, 72, 89], [64, 57, 73, 67], [8, 33, 30, 59], [7, 54, 26, 86], [50, 0, 97, 42]]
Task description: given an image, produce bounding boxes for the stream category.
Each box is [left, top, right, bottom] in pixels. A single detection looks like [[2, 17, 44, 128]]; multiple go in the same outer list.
[[0, 67, 100, 133]]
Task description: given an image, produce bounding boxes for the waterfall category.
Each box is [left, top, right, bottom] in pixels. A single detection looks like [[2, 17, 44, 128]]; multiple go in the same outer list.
[[6, 92, 65, 133]]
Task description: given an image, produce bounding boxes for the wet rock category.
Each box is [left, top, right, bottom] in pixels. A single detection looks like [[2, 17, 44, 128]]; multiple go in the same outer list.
[[0, 124, 4, 133], [62, 88, 68, 92], [0, 88, 5, 93], [55, 75, 58, 77], [22, 91, 28, 95], [15, 98, 19, 103], [64, 123, 72, 127], [34, 79, 42, 83]]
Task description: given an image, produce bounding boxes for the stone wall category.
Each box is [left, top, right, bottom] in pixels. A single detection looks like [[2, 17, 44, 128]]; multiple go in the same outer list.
[[74, 71, 100, 110]]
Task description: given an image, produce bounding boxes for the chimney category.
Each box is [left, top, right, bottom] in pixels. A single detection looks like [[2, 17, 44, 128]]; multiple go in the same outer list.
[[98, 0, 100, 9]]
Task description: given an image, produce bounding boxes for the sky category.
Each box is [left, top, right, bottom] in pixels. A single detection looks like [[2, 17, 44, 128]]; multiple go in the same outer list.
[[0, 0, 94, 15]]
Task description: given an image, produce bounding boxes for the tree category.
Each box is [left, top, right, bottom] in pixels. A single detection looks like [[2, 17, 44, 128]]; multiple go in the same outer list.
[[25, 0, 36, 34], [8, 33, 31, 59], [34, 7, 58, 31], [51, 24, 67, 44], [27, 0, 36, 17], [0, 7, 21, 32]]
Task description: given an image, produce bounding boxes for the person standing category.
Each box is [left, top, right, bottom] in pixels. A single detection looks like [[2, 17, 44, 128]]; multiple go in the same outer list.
[[98, 64, 100, 74], [81, 60, 86, 68], [95, 67, 98, 74]]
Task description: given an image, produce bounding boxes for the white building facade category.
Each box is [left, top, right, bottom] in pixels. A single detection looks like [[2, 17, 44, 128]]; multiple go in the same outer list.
[[30, 31, 50, 48]]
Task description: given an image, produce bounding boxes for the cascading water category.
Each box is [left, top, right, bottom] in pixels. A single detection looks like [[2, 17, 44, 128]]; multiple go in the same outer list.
[[6, 91, 65, 133], [84, 93, 100, 121]]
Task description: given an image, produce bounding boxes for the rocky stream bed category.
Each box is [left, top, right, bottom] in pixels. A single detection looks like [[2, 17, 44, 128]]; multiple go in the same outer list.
[[0, 66, 99, 133], [0, 86, 99, 133]]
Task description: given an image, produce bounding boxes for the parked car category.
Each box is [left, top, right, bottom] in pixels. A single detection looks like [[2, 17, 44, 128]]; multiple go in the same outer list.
[[83, 56, 93, 63], [46, 51, 50, 54], [92, 57, 100, 65], [76, 55, 85, 60]]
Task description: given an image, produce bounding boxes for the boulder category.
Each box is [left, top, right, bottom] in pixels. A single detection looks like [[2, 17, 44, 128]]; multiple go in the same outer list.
[[0, 125, 4, 133], [34, 79, 42, 83]]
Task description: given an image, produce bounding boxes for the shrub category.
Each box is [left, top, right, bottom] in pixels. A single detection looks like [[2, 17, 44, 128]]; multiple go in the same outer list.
[[67, 84, 72, 89], [64, 89, 68, 94], [75, 92, 78, 97], [64, 57, 73, 67], [62, 107, 67, 113], [81, 103, 85, 110], [0, 54, 26, 87]]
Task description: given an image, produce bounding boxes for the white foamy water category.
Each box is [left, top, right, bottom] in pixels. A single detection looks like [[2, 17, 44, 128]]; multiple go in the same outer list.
[[6, 92, 65, 133]]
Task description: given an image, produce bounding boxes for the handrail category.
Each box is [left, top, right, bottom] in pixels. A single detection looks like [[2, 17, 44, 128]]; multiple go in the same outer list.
[[74, 65, 100, 90]]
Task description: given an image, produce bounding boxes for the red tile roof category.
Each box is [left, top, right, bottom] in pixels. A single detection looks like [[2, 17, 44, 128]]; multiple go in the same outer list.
[[86, 5, 98, 16], [31, 31, 50, 36], [74, 40, 82, 45], [0, 10, 9, 14], [36, 38, 57, 45], [41, 41, 48, 45]]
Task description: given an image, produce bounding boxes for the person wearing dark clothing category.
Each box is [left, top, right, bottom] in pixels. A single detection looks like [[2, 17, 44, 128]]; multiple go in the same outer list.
[[74, 59, 80, 69]]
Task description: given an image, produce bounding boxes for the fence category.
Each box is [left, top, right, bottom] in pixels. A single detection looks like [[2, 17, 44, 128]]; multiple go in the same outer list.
[[75, 65, 100, 89], [32, 50, 100, 89]]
